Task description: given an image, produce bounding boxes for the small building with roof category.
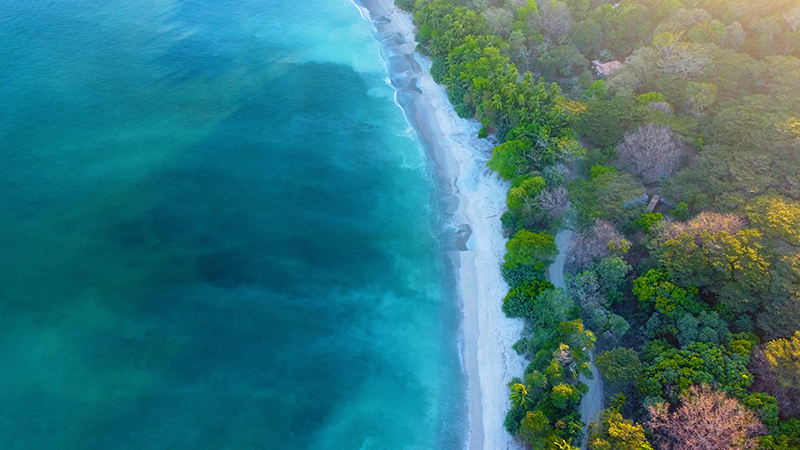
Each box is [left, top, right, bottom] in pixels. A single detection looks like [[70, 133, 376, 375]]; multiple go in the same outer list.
[[592, 60, 623, 78]]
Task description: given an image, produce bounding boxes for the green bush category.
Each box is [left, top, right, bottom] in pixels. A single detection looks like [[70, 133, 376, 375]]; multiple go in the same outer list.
[[596, 348, 643, 391], [430, 56, 447, 84], [635, 92, 667, 105], [501, 210, 523, 234], [761, 419, 800, 450], [504, 230, 557, 270], [640, 342, 753, 402], [590, 164, 617, 179], [634, 212, 663, 234], [502, 280, 554, 319], [504, 407, 526, 435], [501, 263, 547, 289], [394, 0, 415, 11], [742, 393, 779, 427], [670, 202, 689, 220]]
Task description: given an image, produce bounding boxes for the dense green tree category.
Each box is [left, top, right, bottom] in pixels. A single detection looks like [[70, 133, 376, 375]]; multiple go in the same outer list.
[[588, 256, 632, 304], [488, 139, 531, 179], [503, 279, 555, 319], [520, 410, 553, 450], [575, 95, 643, 148], [568, 165, 646, 228], [536, 44, 591, 92], [650, 217, 772, 314], [670, 202, 689, 220], [761, 418, 800, 450], [634, 212, 664, 234], [674, 310, 729, 347], [632, 269, 703, 318], [551, 382, 585, 409], [758, 291, 800, 341], [505, 121, 584, 169], [572, 20, 603, 57], [640, 342, 752, 402], [530, 288, 580, 329], [742, 392, 780, 428], [596, 348, 643, 392], [746, 195, 800, 246], [505, 230, 558, 270], [507, 175, 547, 209]]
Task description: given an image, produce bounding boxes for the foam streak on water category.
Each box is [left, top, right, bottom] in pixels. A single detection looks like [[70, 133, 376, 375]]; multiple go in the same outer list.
[[0, 0, 466, 448]]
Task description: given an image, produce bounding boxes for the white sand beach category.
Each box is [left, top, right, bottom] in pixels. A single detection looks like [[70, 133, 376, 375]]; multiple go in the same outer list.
[[352, 1, 527, 448]]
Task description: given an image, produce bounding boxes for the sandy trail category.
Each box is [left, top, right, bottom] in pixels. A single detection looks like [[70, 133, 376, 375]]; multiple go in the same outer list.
[[578, 352, 603, 449], [548, 229, 604, 449]]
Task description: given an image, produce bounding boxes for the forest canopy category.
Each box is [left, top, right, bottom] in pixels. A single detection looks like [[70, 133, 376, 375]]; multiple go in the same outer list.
[[405, 0, 800, 447]]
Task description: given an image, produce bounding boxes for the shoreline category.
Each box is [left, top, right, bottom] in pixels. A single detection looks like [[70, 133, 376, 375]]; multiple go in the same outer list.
[[351, 1, 527, 449]]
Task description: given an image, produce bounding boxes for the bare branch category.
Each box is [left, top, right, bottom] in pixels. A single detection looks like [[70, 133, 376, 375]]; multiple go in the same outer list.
[[538, 186, 569, 219], [784, 7, 800, 31], [535, 0, 573, 43], [483, 7, 514, 39], [567, 220, 629, 272], [616, 124, 681, 183]]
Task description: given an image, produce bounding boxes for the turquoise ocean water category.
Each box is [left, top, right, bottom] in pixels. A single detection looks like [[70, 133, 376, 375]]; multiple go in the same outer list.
[[0, 0, 467, 448]]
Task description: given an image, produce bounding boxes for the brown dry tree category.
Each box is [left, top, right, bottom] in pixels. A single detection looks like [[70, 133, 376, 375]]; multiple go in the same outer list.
[[647, 385, 766, 450]]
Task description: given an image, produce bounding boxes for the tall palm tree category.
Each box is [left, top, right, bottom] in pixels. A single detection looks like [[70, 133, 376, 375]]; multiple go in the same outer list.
[[509, 383, 530, 409]]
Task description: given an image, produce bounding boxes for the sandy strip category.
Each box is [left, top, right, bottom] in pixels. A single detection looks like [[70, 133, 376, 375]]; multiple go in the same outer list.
[[550, 229, 604, 450], [351, 1, 527, 449]]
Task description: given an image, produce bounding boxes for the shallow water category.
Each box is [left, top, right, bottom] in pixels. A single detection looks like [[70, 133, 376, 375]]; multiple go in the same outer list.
[[0, 0, 467, 448]]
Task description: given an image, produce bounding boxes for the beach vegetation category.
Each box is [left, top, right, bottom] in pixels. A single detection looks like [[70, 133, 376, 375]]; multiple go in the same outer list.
[[488, 139, 531, 180], [502, 279, 554, 319], [504, 229, 557, 271]]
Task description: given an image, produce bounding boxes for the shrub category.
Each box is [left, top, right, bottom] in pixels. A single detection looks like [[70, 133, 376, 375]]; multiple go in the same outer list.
[[504, 230, 557, 270], [502, 280, 554, 319], [596, 348, 643, 391], [502, 263, 547, 289], [634, 212, 664, 234], [671, 202, 689, 220]]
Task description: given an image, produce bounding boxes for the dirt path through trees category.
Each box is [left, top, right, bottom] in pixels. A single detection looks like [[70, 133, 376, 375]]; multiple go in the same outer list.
[[548, 229, 604, 449]]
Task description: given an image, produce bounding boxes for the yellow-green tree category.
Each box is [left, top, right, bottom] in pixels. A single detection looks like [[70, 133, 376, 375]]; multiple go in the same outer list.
[[765, 331, 800, 390], [588, 409, 653, 450], [747, 195, 800, 246], [504, 230, 558, 270]]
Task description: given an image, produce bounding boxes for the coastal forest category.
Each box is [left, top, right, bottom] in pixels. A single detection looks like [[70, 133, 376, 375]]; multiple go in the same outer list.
[[400, 0, 800, 448]]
